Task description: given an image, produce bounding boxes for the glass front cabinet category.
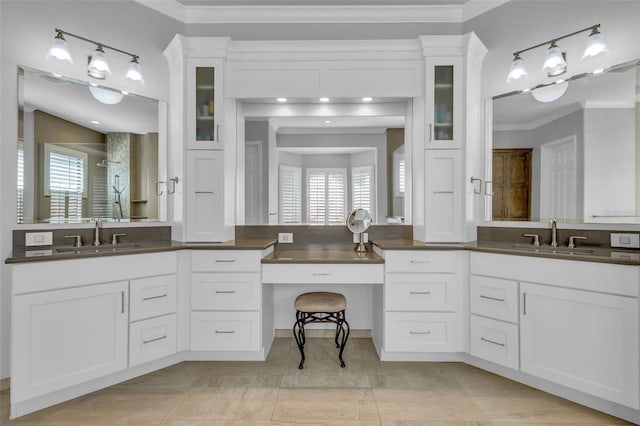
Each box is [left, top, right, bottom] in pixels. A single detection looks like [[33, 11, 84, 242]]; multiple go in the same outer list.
[[187, 58, 224, 149], [425, 57, 462, 149]]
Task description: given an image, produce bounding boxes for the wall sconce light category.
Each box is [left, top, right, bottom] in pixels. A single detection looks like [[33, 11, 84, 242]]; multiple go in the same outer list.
[[46, 28, 144, 85], [506, 23, 608, 83]]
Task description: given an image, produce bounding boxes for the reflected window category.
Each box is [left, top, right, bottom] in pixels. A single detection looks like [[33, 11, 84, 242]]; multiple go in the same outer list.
[[307, 168, 346, 225], [44, 143, 87, 221], [17, 139, 24, 224], [394, 152, 405, 197], [279, 165, 302, 224], [352, 165, 375, 219]]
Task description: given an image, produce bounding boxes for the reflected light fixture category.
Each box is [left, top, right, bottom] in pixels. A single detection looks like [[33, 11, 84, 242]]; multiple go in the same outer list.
[[46, 28, 144, 85], [506, 23, 608, 83], [531, 80, 569, 103], [89, 85, 125, 104]]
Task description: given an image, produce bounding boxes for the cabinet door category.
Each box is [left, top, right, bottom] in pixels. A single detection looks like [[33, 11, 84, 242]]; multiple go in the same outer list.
[[424, 149, 462, 242], [12, 281, 128, 402], [187, 58, 224, 149], [186, 150, 224, 242], [425, 57, 462, 149], [520, 282, 639, 409]]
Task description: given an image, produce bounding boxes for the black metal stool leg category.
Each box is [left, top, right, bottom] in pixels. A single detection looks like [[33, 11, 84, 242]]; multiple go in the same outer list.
[[293, 311, 306, 369], [337, 312, 350, 368]]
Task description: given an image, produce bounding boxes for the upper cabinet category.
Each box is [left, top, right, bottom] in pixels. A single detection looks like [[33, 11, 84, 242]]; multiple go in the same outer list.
[[425, 57, 463, 149], [187, 59, 224, 149]]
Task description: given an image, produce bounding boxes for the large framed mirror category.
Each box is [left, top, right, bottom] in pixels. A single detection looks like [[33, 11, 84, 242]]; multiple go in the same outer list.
[[487, 59, 639, 224], [239, 98, 411, 225], [18, 66, 165, 224]]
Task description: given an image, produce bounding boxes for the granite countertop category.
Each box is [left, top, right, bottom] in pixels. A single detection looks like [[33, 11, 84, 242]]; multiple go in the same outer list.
[[262, 246, 384, 264], [5, 238, 277, 264], [372, 239, 467, 250]]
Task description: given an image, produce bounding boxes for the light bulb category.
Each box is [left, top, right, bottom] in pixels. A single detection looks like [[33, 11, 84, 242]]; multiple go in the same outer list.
[[46, 32, 73, 65], [506, 54, 528, 83], [87, 46, 112, 79], [124, 57, 144, 84], [542, 42, 567, 77], [582, 27, 608, 59]]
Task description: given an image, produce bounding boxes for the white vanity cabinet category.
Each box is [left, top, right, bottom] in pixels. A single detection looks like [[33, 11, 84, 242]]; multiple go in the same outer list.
[[424, 149, 462, 242], [185, 150, 224, 242], [10, 252, 178, 418], [470, 252, 640, 410], [425, 57, 463, 149], [380, 249, 463, 358], [190, 249, 271, 356]]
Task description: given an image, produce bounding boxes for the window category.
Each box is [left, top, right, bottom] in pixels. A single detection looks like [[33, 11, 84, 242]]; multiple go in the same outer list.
[[352, 165, 375, 218], [44, 144, 87, 221], [307, 168, 347, 225], [279, 165, 302, 224], [17, 140, 24, 224], [394, 151, 405, 197]]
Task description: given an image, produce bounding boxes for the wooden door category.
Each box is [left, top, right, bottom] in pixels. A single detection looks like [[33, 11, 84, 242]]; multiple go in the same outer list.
[[492, 149, 532, 220]]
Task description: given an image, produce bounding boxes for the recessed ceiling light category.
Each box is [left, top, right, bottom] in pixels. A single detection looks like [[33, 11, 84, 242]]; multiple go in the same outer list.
[[362, 97, 373, 102], [277, 97, 287, 102], [324, 120, 331, 124], [320, 97, 330, 103], [91, 120, 101, 125]]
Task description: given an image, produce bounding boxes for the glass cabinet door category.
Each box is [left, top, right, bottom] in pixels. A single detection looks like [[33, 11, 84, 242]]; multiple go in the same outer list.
[[188, 58, 223, 149], [426, 57, 462, 148]]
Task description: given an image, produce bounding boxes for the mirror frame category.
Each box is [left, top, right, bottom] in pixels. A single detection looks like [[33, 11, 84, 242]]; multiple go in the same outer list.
[[483, 59, 640, 230], [16, 65, 169, 227]]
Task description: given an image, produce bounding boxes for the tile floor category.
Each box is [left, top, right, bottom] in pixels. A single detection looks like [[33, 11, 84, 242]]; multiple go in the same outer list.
[[0, 338, 633, 425]]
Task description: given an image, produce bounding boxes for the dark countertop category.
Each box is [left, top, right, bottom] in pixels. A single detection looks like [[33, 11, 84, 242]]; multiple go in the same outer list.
[[5, 238, 277, 264], [262, 247, 384, 264], [372, 239, 467, 250]]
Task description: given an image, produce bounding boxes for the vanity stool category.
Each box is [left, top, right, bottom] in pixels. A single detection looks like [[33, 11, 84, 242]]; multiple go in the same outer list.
[[293, 291, 350, 369]]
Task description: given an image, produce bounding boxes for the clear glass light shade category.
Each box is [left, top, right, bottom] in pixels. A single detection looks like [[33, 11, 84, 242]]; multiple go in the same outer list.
[[531, 81, 569, 103], [87, 47, 112, 79], [542, 44, 567, 75], [582, 30, 608, 59], [89, 86, 124, 105], [46, 35, 73, 65], [124, 58, 145, 84], [506, 56, 528, 83]]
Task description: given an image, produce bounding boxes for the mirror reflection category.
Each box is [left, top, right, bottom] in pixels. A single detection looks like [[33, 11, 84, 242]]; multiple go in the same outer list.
[[491, 59, 639, 223], [18, 66, 161, 224], [242, 101, 409, 225]]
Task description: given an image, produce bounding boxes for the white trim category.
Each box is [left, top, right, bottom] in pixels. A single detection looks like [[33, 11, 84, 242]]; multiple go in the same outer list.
[[133, 0, 508, 24]]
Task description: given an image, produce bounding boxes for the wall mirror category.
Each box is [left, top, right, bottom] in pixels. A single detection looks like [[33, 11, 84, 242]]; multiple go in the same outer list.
[[240, 98, 410, 226], [17, 66, 165, 224], [488, 58, 639, 224]]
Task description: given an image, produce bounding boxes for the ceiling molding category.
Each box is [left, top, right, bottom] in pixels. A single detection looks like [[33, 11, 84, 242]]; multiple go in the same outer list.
[[133, 0, 509, 24]]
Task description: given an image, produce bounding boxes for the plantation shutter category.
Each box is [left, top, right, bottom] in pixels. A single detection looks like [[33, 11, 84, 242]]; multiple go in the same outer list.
[[45, 144, 87, 221], [279, 165, 302, 224], [352, 165, 374, 218], [307, 168, 346, 225]]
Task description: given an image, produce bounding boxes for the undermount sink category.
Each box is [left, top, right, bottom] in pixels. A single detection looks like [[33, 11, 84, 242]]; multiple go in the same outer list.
[[56, 243, 141, 253], [510, 244, 595, 254]]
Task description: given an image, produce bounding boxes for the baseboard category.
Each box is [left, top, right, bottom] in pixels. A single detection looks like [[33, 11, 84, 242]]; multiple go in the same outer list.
[[0, 377, 10, 392], [274, 328, 371, 338]]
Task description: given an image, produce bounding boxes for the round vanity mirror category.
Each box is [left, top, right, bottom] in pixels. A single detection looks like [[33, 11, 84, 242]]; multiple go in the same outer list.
[[346, 208, 372, 252]]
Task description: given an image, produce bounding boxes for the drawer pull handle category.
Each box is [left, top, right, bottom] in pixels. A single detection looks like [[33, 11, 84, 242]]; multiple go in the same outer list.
[[433, 191, 454, 194], [195, 191, 215, 194], [142, 294, 168, 301], [215, 290, 236, 294], [409, 260, 431, 264], [410, 331, 431, 335], [143, 335, 167, 344], [121, 291, 125, 314], [480, 337, 505, 347], [312, 272, 331, 276], [215, 330, 236, 334], [480, 295, 505, 302], [215, 259, 236, 263], [410, 291, 432, 295]]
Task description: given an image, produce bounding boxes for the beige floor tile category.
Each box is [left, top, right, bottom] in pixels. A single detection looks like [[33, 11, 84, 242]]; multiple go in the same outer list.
[[166, 387, 277, 421], [162, 421, 270, 426], [472, 393, 632, 424], [280, 373, 371, 388], [272, 388, 380, 422], [271, 422, 381, 426], [381, 422, 492, 426], [373, 389, 489, 423]]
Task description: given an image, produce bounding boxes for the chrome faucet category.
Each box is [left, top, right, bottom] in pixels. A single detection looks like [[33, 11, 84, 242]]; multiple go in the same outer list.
[[93, 218, 102, 246], [550, 219, 558, 247]]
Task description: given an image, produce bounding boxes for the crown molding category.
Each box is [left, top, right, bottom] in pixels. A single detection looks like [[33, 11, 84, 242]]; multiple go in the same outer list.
[[133, 0, 509, 24]]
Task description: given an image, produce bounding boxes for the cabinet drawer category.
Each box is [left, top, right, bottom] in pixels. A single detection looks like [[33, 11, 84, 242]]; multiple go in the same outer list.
[[129, 314, 177, 367], [385, 312, 457, 352], [130, 274, 177, 322], [191, 251, 261, 273], [470, 275, 518, 323], [384, 251, 456, 273], [191, 311, 260, 351], [385, 273, 456, 312], [262, 263, 383, 284], [470, 315, 519, 370], [191, 273, 260, 310]]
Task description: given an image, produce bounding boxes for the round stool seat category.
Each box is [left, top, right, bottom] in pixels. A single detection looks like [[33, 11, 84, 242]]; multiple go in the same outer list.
[[294, 291, 346, 313]]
